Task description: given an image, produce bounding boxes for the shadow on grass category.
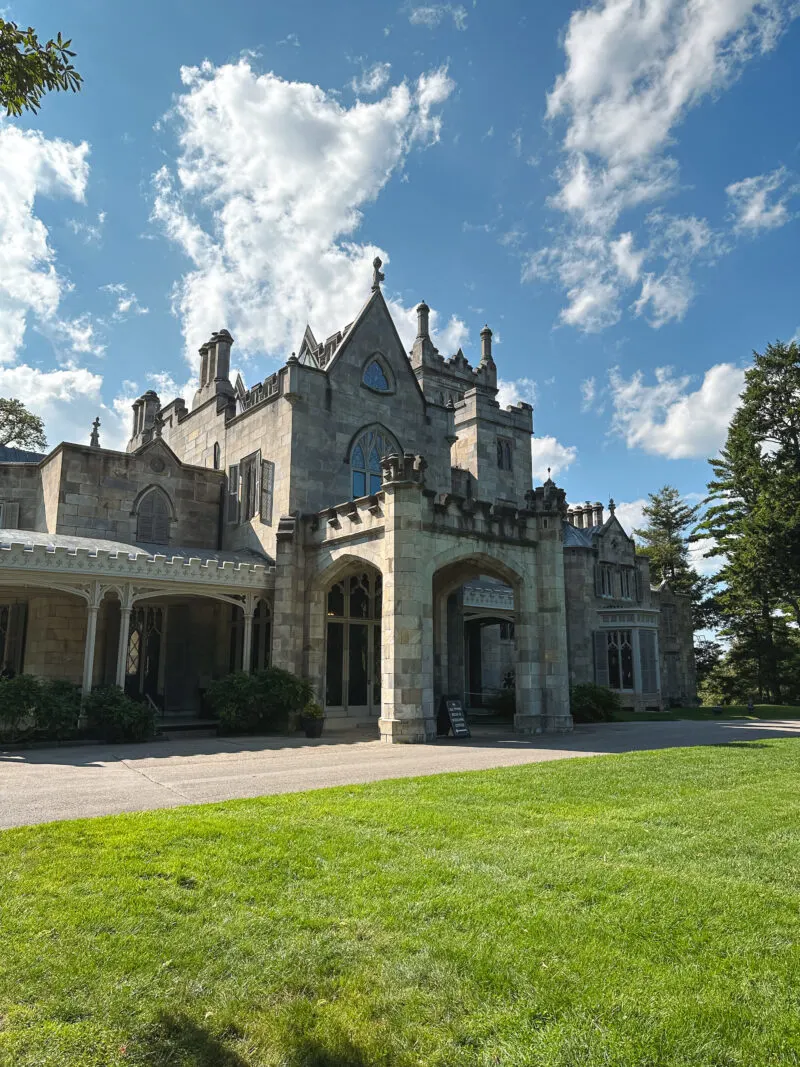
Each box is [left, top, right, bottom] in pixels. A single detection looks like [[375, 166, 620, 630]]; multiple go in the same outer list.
[[131, 1013, 373, 1066]]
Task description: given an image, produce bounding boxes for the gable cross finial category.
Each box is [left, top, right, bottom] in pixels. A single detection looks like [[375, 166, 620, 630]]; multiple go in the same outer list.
[[89, 416, 101, 448], [371, 256, 385, 292]]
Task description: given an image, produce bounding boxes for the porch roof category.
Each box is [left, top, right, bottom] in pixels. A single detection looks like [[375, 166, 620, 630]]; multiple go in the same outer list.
[[0, 529, 273, 593]]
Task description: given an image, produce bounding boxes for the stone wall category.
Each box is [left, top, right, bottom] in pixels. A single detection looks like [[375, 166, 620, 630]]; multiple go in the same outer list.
[[0, 461, 43, 530]]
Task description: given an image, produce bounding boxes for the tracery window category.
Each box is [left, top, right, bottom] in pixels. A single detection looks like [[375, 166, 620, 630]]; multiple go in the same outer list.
[[136, 487, 171, 544], [351, 427, 398, 498], [363, 359, 391, 392], [607, 629, 634, 690]]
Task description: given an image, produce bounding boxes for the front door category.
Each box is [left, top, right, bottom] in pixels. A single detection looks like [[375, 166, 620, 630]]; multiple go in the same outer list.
[[324, 570, 381, 719]]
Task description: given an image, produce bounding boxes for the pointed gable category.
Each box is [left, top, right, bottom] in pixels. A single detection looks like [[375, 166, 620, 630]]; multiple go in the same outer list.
[[325, 288, 426, 407]]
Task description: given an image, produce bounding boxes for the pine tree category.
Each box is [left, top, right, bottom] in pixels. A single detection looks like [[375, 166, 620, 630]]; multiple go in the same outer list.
[[634, 485, 699, 586], [697, 340, 800, 703]]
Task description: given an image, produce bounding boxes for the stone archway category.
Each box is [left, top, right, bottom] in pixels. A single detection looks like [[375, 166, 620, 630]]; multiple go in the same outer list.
[[431, 553, 525, 728]]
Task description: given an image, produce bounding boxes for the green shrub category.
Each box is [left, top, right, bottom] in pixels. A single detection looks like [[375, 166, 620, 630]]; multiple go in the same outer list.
[[570, 683, 621, 723], [84, 686, 156, 743], [35, 679, 81, 740], [207, 668, 315, 734], [0, 674, 41, 742], [302, 700, 324, 720]]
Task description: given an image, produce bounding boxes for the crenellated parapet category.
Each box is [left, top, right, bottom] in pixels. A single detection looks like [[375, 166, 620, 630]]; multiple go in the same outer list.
[[525, 478, 569, 518]]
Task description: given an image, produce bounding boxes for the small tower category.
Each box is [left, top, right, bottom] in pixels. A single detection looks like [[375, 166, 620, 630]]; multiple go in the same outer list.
[[475, 324, 497, 390], [410, 300, 439, 368]]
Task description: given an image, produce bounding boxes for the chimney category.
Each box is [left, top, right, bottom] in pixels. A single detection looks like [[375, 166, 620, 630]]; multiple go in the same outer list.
[[416, 301, 430, 339], [193, 329, 236, 410], [480, 324, 493, 364], [593, 501, 604, 526], [213, 329, 233, 382], [127, 391, 161, 452]]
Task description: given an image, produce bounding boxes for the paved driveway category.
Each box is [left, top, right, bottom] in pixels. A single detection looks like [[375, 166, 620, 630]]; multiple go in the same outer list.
[[2, 718, 799, 829]]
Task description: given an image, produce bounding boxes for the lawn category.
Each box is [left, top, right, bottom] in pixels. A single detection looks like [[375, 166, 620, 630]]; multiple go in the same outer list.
[[3, 742, 800, 1066], [613, 703, 800, 722]]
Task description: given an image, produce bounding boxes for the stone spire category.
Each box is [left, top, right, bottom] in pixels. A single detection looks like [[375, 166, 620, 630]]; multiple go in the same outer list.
[[410, 299, 439, 368]]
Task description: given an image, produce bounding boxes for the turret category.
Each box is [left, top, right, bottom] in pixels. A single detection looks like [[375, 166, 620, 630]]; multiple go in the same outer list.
[[410, 301, 439, 368]]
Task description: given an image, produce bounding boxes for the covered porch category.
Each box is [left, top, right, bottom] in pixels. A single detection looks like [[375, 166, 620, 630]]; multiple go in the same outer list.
[[0, 532, 273, 720]]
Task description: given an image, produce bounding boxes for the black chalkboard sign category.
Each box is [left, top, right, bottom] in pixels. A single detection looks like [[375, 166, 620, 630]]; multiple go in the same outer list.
[[439, 696, 471, 738]]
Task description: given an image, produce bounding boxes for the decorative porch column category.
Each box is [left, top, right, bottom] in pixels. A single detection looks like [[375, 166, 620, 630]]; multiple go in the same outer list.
[[115, 585, 135, 688], [241, 593, 257, 673], [79, 582, 105, 725]]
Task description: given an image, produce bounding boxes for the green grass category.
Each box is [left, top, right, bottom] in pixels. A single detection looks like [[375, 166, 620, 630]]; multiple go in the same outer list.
[[613, 703, 800, 722], [3, 742, 800, 1066]]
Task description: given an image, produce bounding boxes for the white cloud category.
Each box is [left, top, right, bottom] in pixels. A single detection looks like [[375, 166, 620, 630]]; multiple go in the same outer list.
[[609, 362, 745, 459], [100, 282, 149, 320], [352, 62, 392, 95], [277, 33, 300, 47], [533, 0, 799, 330], [408, 5, 468, 30], [0, 123, 90, 364], [497, 377, 537, 409], [0, 363, 130, 449], [726, 166, 797, 232], [580, 376, 596, 412], [152, 59, 456, 368], [612, 498, 646, 538], [68, 210, 106, 245], [531, 435, 577, 481]]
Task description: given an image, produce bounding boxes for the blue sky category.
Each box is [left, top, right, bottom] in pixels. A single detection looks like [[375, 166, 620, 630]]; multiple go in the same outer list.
[[3, 0, 799, 549]]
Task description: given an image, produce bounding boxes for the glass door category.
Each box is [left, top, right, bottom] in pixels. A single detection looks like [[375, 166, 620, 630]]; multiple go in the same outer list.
[[324, 570, 382, 718]]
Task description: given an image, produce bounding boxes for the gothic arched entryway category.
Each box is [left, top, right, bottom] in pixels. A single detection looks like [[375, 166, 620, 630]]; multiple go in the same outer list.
[[324, 565, 382, 720]]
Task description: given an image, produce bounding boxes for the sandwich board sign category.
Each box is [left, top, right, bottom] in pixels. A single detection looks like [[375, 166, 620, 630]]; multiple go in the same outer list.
[[439, 696, 471, 738]]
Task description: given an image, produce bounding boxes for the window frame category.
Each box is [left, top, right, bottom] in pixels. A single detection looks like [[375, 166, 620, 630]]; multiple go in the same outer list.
[[135, 487, 171, 545], [349, 427, 398, 499], [361, 354, 394, 395]]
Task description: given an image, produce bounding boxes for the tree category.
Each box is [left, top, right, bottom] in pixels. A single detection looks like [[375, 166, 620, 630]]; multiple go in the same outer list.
[[633, 485, 714, 629], [0, 398, 47, 450], [0, 19, 81, 117], [696, 340, 800, 704]]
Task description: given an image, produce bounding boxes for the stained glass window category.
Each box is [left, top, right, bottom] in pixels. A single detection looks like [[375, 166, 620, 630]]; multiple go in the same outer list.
[[363, 359, 391, 392], [136, 488, 170, 544], [351, 427, 398, 497]]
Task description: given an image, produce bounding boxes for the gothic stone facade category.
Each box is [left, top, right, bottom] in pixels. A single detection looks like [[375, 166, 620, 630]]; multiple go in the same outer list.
[[0, 278, 696, 739]]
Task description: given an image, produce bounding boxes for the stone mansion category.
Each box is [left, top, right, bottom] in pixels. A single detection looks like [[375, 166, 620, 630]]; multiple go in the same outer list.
[[0, 262, 696, 740]]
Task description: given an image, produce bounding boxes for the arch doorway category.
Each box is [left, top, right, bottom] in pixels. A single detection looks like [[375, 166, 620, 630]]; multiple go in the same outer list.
[[324, 565, 382, 721]]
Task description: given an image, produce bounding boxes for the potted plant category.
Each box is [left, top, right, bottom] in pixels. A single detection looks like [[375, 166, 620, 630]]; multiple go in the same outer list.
[[300, 700, 325, 738]]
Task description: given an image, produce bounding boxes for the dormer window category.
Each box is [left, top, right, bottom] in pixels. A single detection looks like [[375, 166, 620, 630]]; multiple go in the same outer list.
[[362, 359, 391, 393]]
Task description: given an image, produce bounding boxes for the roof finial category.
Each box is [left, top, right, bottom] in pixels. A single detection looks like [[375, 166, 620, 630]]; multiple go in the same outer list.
[[608, 497, 616, 515], [89, 416, 101, 448], [547, 466, 551, 478], [371, 256, 385, 292]]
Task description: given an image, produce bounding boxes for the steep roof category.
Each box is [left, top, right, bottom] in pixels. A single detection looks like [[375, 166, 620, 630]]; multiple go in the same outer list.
[[0, 445, 46, 463]]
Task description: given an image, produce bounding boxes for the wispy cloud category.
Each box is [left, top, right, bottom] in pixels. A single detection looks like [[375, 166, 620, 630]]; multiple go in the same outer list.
[[528, 0, 799, 332], [351, 62, 392, 95], [68, 210, 106, 245], [408, 4, 468, 30], [100, 283, 149, 321], [726, 166, 798, 233], [277, 32, 300, 47]]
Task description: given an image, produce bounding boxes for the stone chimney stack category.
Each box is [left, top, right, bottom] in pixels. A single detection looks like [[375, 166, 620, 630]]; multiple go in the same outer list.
[[593, 501, 604, 526], [127, 390, 161, 452], [193, 328, 236, 411]]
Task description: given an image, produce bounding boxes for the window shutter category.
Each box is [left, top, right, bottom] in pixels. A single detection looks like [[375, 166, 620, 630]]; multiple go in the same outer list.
[[6, 603, 27, 673], [260, 460, 275, 525], [227, 464, 240, 524], [594, 631, 610, 687], [594, 564, 603, 597], [639, 630, 658, 692], [1, 502, 20, 529]]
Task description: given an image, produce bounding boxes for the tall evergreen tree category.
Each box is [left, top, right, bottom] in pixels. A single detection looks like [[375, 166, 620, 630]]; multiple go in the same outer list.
[[697, 340, 800, 703]]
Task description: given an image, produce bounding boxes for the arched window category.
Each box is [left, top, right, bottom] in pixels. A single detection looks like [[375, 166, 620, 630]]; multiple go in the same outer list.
[[350, 427, 398, 497], [212, 442, 221, 470], [362, 359, 391, 393], [496, 438, 513, 471], [136, 487, 171, 544]]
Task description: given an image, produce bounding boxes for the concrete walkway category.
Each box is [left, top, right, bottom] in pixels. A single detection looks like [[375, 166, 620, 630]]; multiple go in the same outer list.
[[2, 718, 799, 830]]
